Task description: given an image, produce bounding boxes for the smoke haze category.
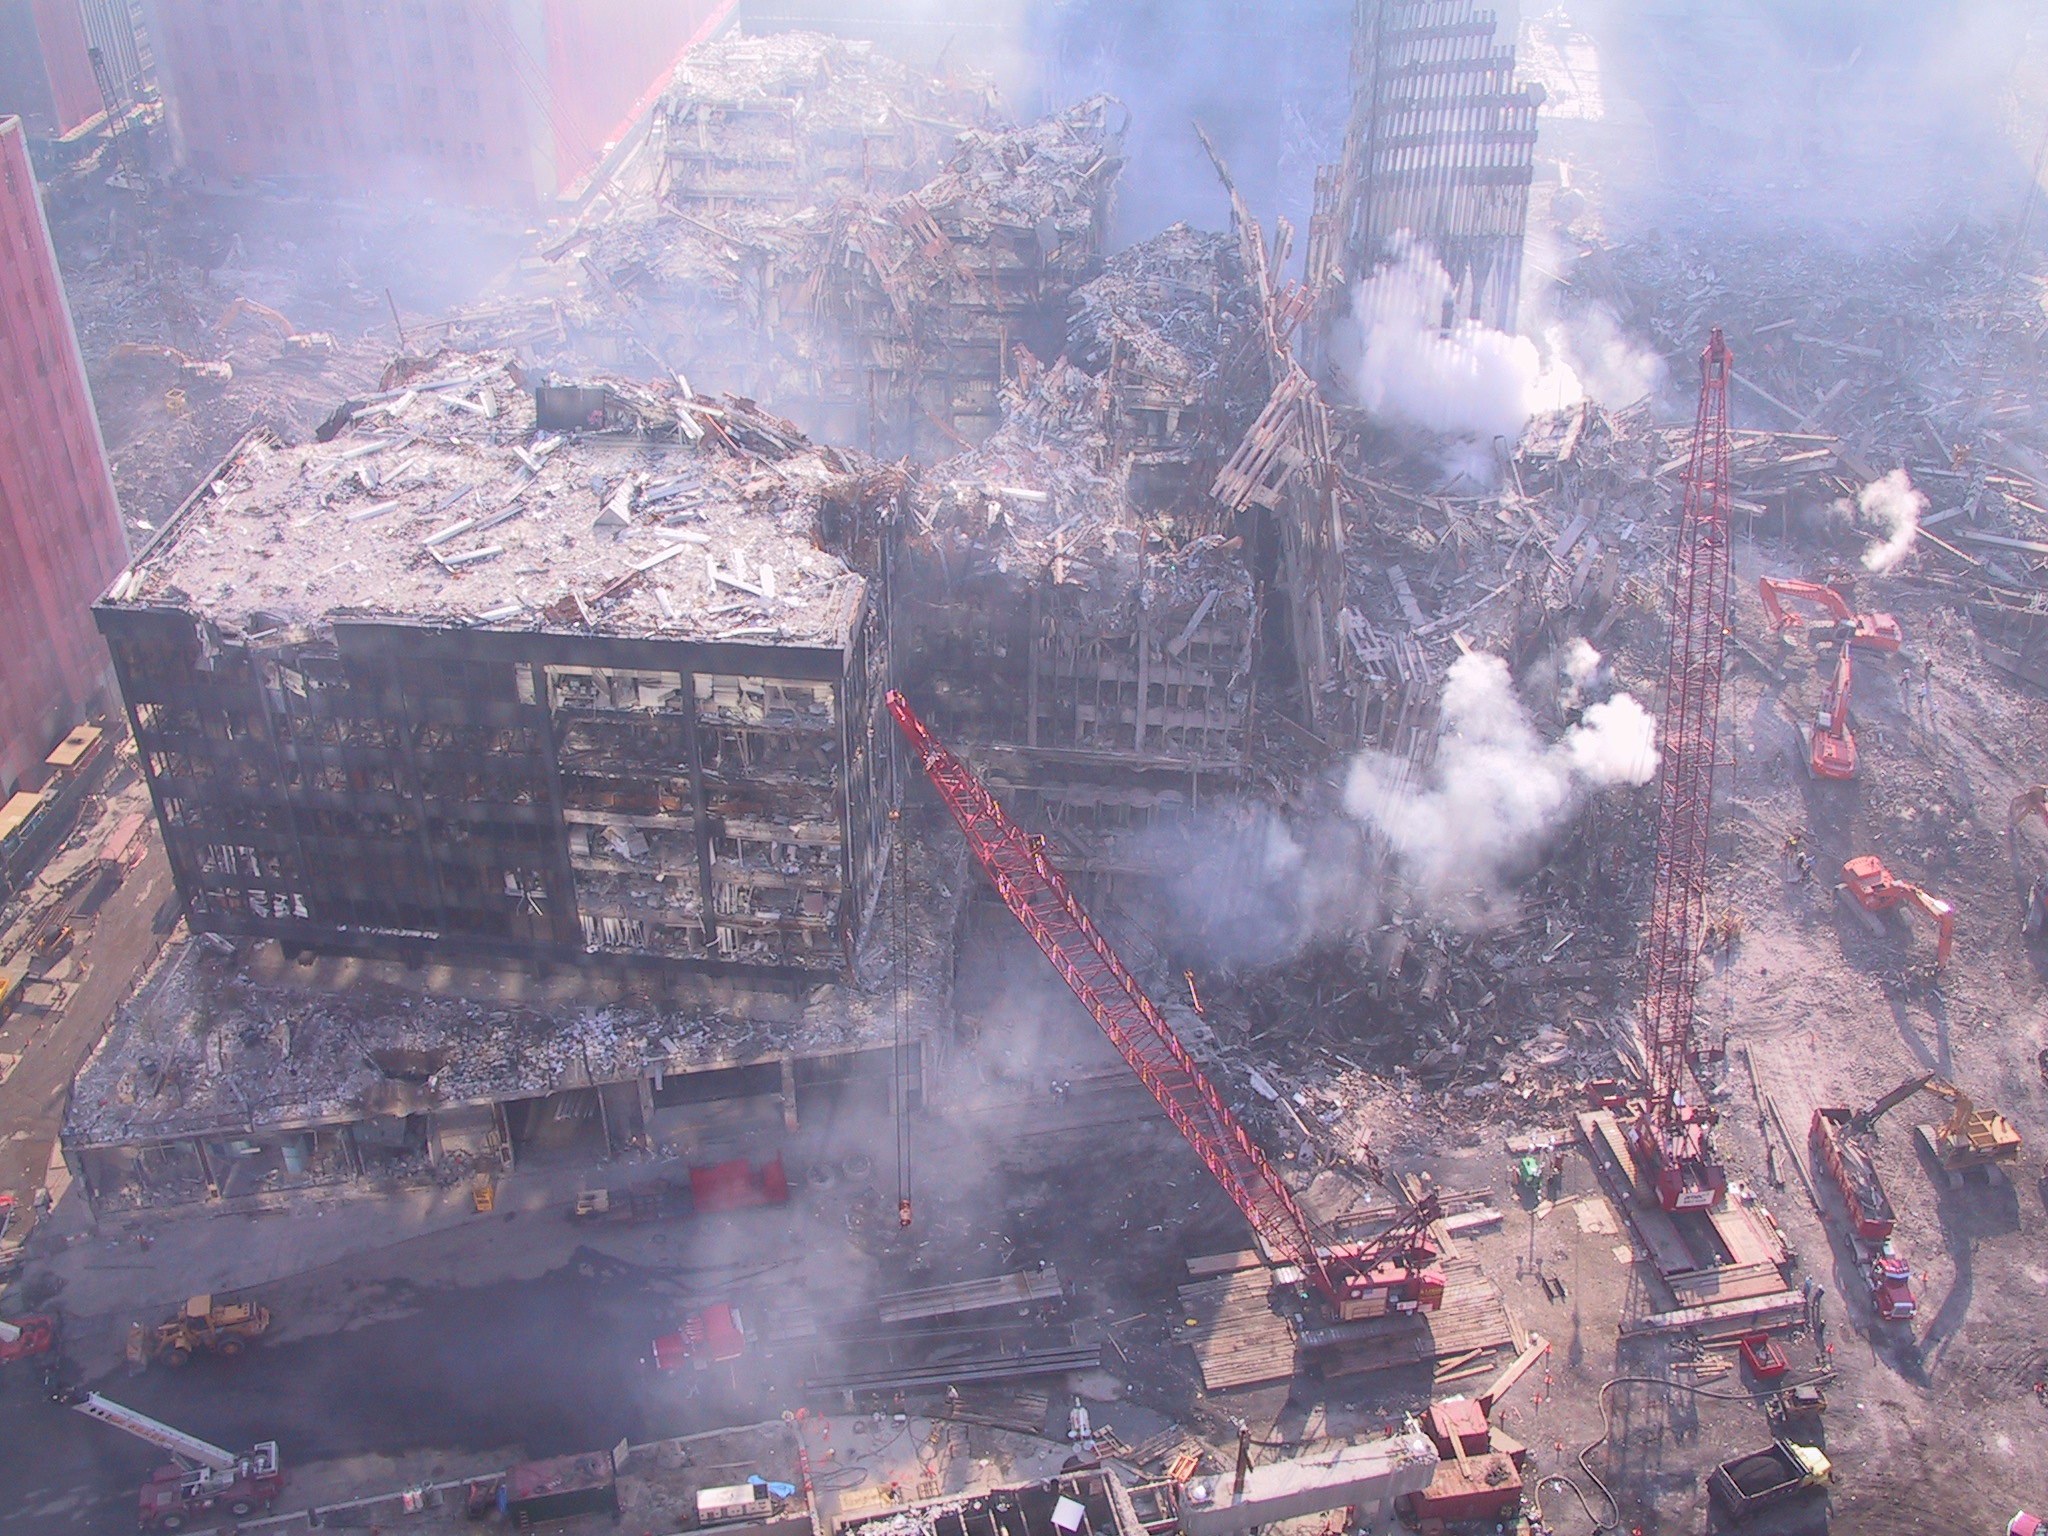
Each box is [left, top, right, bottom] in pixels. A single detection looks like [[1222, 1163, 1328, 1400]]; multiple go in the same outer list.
[[1345, 240, 1585, 443]]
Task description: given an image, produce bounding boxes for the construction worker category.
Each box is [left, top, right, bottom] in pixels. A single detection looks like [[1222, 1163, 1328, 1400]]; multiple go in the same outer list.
[[1783, 829, 1813, 884]]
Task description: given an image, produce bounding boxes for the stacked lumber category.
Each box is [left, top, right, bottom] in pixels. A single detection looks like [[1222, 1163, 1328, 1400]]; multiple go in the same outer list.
[[1177, 1270, 1298, 1391]]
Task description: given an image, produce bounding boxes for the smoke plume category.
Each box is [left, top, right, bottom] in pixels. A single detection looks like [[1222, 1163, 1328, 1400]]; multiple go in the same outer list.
[[1341, 651, 1657, 923], [1855, 468, 1925, 572], [1346, 239, 1585, 443]]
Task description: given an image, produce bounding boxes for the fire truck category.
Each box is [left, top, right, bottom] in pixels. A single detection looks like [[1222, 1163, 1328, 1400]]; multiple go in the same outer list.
[[60, 1389, 284, 1530]]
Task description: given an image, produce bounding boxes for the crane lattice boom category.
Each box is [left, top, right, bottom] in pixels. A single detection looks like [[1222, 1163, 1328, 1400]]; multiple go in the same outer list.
[[1635, 330, 1734, 1211], [888, 692, 1453, 1315], [886, 690, 1332, 1283]]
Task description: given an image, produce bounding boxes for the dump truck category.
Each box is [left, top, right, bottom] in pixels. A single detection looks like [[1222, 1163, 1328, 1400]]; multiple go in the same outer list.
[[1707, 1440, 1831, 1522], [1810, 1107, 1897, 1241]]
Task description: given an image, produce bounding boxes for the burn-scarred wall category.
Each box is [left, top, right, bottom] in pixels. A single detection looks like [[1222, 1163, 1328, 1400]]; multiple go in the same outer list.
[[0, 115, 127, 795]]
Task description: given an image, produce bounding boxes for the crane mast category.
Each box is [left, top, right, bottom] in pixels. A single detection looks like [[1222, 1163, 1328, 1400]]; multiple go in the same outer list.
[[1631, 330, 1734, 1211], [885, 690, 1444, 1318]]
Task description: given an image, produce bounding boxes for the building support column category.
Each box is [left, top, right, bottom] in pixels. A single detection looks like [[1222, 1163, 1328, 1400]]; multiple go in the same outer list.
[[780, 1054, 798, 1131]]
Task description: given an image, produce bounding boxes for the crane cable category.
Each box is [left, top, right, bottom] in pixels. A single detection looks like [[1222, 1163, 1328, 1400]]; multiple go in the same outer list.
[[1533, 1371, 1836, 1533], [891, 804, 913, 1228]]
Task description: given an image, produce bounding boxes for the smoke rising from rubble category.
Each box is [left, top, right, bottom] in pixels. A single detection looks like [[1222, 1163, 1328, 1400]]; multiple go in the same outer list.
[[1343, 241, 1663, 478], [1855, 469, 1926, 572], [1342, 652, 1658, 924], [1347, 241, 1584, 444], [1151, 650, 1658, 959]]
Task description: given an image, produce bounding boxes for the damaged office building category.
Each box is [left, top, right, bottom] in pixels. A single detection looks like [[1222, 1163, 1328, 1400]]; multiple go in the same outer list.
[[68, 350, 959, 1213], [95, 350, 901, 975], [565, 74, 1124, 460]]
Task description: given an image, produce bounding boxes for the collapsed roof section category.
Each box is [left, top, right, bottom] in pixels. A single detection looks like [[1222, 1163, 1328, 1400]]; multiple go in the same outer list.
[[104, 349, 887, 650], [1067, 222, 1268, 497], [896, 357, 1258, 870], [66, 928, 950, 1151]]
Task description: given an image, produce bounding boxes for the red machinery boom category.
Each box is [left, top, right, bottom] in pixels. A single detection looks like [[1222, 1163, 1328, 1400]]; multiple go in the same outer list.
[[1631, 331, 1733, 1211], [886, 690, 1441, 1316]]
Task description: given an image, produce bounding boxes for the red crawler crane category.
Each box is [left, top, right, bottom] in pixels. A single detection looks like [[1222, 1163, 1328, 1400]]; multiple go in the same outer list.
[[887, 690, 1444, 1319], [1629, 331, 1734, 1212]]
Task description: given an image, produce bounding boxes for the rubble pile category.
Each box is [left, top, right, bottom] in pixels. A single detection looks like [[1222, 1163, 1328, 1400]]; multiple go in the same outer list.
[[1067, 222, 1267, 505], [654, 30, 1001, 214], [1590, 224, 2048, 587], [564, 97, 1126, 459], [67, 939, 944, 1161]]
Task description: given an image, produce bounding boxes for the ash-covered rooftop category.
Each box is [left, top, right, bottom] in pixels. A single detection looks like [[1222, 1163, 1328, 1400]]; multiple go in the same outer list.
[[108, 350, 888, 647]]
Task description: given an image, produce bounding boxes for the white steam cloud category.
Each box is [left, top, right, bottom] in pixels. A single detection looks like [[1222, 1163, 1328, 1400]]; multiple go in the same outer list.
[[1348, 239, 1585, 443], [1549, 303, 1665, 412], [1341, 651, 1657, 923], [1856, 469, 1925, 572], [1345, 238, 1662, 474]]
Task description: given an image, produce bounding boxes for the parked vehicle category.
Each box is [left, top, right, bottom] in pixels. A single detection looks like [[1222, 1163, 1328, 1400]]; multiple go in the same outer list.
[[1707, 1440, 1832, 1522]]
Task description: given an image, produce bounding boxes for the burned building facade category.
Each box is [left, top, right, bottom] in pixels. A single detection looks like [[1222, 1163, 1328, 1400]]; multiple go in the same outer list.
[[571, 80, 1123, 462], [652, 30, 1001, 216], [95, 353, 901, 977], [1318, 0, 1541, 332]]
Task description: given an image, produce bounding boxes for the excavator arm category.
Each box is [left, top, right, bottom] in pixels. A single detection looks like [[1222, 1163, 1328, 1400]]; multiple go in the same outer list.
[[1759, 576, 1904, 653], [1760, 576, 1853, 632], [1850, 1072, 1936, 1134], [1908, 888, 1955, 969], [1808, 644, 1856, 779], [214, 296, 299, 340], [2010, 786, 2048, 835]]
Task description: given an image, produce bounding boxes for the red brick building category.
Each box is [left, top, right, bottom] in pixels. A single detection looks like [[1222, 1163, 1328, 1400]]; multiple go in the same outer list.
[[144, 0, 735, 208], [0, 0, 106, 139], [0, 115, 127, 794]]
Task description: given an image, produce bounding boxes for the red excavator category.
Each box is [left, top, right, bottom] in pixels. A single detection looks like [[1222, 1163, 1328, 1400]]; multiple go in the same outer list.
[[1841, 856, 1953, 969], [1757, 577, 1903, 653], [1807, 643, 1857, 779], [0, 1312, 56, 1366]]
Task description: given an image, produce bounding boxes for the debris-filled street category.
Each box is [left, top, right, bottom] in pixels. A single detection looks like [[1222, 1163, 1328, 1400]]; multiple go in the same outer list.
[[7, 3, 2048, 1536]]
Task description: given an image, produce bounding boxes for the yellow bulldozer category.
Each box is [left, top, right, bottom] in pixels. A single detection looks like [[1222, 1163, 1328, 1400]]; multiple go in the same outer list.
[[126, 1295, 271, 1369]]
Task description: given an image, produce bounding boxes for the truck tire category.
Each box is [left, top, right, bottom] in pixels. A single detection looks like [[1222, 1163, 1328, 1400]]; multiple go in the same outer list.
[[229, 1499, 255, 1516], [217, 1339, 244, 1357], [157, 1515, 185, 1531], [161, 1348, 191, 1368]]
